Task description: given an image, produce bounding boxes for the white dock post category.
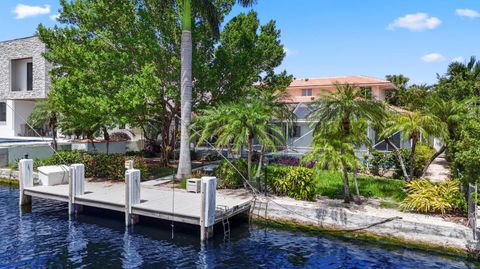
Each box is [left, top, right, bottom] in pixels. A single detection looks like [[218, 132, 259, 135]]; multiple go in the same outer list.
[[125, 160, 134, 170], [125, 169, 141, 226], [200, 176, 217, 241], [69, 164, 85, 215], [19, 159, 34, 209]]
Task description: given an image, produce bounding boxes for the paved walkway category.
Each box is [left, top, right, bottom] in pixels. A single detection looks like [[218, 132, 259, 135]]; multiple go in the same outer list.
[[424, 154, 450, 183]]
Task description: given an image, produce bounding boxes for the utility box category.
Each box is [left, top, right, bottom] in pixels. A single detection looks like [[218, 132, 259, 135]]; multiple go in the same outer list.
[[186, 178, 202, 193], [38, 165, 69, 186]]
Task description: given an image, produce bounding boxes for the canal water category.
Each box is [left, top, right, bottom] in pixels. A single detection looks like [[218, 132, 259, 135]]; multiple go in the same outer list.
[[0, 185, 477, 268]]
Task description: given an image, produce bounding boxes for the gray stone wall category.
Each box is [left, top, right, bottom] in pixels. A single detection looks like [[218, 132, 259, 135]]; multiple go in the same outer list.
[[0, 36, 49, 100]]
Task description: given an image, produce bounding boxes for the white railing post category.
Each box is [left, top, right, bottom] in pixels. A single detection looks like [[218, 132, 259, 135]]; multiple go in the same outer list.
[[69, 164, 85, 215], [200, 176, 217, 241], [125, 169, 141, 226], [19, 159, 34, 208]]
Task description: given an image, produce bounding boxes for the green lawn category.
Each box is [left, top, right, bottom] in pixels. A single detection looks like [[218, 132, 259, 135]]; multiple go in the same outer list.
[[315, 170, 407, 202]]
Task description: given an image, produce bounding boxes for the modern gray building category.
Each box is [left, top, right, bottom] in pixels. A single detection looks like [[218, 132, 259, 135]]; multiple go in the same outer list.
[[0, 36, 51, 137]]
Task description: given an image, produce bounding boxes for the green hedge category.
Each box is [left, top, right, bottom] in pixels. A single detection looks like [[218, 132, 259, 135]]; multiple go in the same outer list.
[[43, 150, 148, 181]]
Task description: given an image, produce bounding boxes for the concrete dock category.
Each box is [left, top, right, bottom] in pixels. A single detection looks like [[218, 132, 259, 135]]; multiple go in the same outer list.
[[23, 181, 251, 225], [18, 159, 251, 240]]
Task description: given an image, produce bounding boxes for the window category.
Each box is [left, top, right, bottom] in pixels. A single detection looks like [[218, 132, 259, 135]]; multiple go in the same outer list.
[[11, 58, 33, 92], [27, 62, 33, 91], [288, 125, 301, 138], [301, 88, 312, 96], [360, 87, 372, 99], [0, 102, 6, 122]]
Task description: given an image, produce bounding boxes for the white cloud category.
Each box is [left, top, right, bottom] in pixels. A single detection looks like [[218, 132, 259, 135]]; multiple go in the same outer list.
[[13, 4, 51, 19], [421, 53, 445, 63], [284, 47, 298, 56], [456, 8, 480, 18], [452, 56, 464, 62], [49, 13, 60, 21], [387, 13, 441, 31]]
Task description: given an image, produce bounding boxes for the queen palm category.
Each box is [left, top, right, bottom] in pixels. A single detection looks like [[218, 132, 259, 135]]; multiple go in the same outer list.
[[419, 96, 468, 177], [192, 89, 288, 181], [382, 111, 448, 181], [175, 0, 257, 179], [307, 84, 385, 203]]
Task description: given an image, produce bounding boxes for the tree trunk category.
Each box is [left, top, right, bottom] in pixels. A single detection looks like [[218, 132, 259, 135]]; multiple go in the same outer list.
[[409, 134, 418, 179], [102, 126, 110, 154], [51, 113, 58, 151], [255, 145, 265, 178], [247, 137, 253, 181], [341, 163, 352, 203], [421, 145, 447, 178], [385, 138, 410, 181], [353, 166, 360, 197], [176, 4, 193, 179]]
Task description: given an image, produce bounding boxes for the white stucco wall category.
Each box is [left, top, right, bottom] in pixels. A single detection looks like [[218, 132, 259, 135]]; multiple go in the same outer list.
[[13, 100, 36, 136], [0, 100, 16, 137]]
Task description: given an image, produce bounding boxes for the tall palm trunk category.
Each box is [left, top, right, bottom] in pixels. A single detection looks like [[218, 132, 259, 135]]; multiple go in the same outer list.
[[409, 133, 418, 179], [247, 136, 253, 181], [176, 0, 192, 179], [255, 145, 265, 178], [341, 160, 352, 203]]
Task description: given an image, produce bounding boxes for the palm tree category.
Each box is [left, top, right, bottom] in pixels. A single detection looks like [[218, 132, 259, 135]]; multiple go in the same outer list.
[[176, 0, 257, 179], [307, 84, 385, 203], [306, 119, 369, 203], [382, 111, 448, 181], [192, 88, 287, 181], [419, 96, 468, 177]]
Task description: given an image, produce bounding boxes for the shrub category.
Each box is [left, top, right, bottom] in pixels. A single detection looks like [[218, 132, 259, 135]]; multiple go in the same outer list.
[[215, 159, 248, 189], [271, 156, 300, 166], [399, 179, 466, 214], [88, 153, 125, 181], [368, 150, 395, 176], [273, 166, 316, 201], [266, 164, 290, 193], [45, 150, 93, 166], [271, 156, 315, 168], [392, 143, 435, 179]]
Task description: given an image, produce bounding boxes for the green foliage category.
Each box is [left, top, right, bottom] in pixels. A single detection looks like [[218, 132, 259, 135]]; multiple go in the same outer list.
[[453, 116, 480, 183], [193, 88, 291, 180], [390, 144, 435, 179], [273, 166, 316, 201], [368, 150, 396, 176], [215, 159, 248, 189], [44, 150, 148, 181], [306, 83, 386, 202], [400, 179, 466, 214], [315, 170, 406, 202], [44, 150, 93, 166]]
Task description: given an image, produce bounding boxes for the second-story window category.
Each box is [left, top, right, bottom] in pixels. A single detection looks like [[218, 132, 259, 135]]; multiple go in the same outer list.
[[301, 88, 312, 96], [27, 62, 33, 91], [0, 102, 6, 122]]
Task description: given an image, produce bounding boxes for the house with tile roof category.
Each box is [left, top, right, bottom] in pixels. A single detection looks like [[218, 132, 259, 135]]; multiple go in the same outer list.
[[276, 76, 411, 155]]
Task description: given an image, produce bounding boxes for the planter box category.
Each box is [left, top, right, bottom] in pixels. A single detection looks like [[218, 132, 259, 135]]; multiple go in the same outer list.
[[72, 141, 127, 154]]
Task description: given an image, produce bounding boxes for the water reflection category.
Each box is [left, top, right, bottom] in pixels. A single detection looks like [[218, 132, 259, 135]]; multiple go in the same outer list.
[[122, 229, 143, 268]]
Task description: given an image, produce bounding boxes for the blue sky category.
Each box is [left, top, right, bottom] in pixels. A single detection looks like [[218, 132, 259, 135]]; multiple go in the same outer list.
[[1, 0, 479, 84]]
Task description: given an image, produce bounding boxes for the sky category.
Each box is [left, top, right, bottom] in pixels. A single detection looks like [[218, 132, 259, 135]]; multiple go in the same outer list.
[[0, 0, 479, 85]]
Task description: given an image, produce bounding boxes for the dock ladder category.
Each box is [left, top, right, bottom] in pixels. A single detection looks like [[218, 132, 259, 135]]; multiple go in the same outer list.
[[217, 205, 231, 240]]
